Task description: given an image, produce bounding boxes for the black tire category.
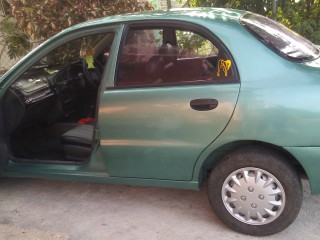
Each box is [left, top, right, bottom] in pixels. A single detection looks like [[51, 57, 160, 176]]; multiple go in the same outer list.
[[208, 146, 302, 236]]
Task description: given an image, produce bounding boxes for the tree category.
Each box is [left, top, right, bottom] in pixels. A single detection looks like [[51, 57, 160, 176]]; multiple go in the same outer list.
[[0, 0, 153, 59], [276, 0, 320, 44]]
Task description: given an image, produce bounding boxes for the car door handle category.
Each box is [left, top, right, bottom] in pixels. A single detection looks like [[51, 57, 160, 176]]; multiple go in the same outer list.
[[190, 99, 218, 111]]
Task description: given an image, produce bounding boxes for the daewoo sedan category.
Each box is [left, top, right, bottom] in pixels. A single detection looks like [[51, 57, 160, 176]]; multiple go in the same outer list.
[[0, 8, 319, 236]]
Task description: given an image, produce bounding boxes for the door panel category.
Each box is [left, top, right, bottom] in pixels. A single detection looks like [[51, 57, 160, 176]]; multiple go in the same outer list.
[[99, 84, 239, 180]]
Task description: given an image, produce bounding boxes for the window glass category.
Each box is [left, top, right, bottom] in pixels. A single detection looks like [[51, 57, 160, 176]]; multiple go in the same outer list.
[[240, 13, 320, 62], [176, 30, 219, 59], [120, 29, 162, 64], [117, 27, 235, 87]]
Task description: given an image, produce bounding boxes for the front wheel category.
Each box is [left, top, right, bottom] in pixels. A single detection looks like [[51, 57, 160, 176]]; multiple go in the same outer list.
[[208, 146, 302, 236]]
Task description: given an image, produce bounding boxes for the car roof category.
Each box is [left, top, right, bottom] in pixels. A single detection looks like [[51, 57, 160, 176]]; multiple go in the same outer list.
[[66, 7, 246, 31]]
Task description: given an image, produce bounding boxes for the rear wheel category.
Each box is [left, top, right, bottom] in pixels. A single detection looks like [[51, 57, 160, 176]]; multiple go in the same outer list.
[[208, 146, 302, 236]]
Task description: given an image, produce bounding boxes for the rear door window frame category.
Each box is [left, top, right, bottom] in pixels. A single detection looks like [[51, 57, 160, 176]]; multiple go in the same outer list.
[[112, 20, 240, 89]]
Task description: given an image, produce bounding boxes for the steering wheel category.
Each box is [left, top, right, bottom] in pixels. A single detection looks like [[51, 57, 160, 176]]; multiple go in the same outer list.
[[82, 58, 103, 89]]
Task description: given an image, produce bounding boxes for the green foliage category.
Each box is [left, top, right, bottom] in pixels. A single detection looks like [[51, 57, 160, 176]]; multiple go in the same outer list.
[[176, 30, 218, 56], [279, 0, 320, 45], [1, 0, 153, 58], [0, 0, 10, 14], [183, 0, 272, 12], [0, 17, 32, 59]]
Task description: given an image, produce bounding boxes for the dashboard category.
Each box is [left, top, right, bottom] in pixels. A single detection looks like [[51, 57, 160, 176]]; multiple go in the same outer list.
[[3, 63, 87, 132], [10, 75, 55, 105]]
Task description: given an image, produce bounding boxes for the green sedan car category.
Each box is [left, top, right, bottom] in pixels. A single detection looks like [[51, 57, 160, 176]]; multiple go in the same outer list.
[[0, 7, 319, 236]]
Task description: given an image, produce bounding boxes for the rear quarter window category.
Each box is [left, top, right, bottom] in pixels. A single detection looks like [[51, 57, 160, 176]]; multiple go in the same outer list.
[[240, 13, 320, 62]]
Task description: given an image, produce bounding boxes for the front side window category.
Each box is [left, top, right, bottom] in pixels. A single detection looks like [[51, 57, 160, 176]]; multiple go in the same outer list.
[[116, 25, 236, 87], [240, 13, 320, 62]]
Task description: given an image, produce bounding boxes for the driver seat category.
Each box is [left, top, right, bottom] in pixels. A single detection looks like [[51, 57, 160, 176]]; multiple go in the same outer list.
[[61, 124, 94, 162]]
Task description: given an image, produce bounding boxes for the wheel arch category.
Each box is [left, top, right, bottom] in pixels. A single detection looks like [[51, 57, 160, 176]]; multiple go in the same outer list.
[[206, 141, 303, 235], [196, 140, 307, 187]]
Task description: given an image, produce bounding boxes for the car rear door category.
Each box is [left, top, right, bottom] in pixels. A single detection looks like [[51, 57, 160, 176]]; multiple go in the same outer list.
[[98, 22, 240, 180]]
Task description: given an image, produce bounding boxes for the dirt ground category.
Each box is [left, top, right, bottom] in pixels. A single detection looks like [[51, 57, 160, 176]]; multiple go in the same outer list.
[[0, 177, 319, 240]]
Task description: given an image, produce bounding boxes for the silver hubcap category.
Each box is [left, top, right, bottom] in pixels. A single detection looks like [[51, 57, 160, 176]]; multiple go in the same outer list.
[[222, 167, 285, 225]]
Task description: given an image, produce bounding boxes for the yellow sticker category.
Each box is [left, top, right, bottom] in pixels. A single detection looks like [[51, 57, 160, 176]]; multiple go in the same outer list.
[[86, 55, 95, 69], [217, 59, 232, 77]]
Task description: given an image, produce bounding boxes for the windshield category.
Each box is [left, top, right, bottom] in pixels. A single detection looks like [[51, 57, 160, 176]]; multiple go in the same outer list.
[[240, 13, 320, 62]]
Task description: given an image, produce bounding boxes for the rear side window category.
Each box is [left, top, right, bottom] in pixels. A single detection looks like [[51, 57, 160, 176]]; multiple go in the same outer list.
[[240, 13, 320, 62], [116, 26, 237, 87]]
